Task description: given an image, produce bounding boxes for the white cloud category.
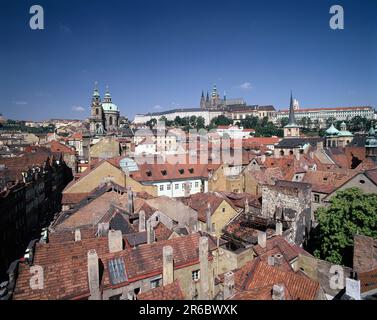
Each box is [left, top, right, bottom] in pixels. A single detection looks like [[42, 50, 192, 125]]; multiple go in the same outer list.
[[154, 105, 162, 110], [72, 106, 85, 112], [13, 101, 28, 105], [239, 82, 253, 90]]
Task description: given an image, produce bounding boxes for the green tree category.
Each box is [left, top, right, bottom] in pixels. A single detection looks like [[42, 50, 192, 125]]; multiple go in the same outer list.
[[280, 117, 289, 128], [311, 188, 377, 266], [189, 115, 197, 127], [174, 116, 182, 126], [240, 115, 259, 129], [196, 116, 205, 129], [211, 115, 233, 127], [146, 118, 157, 129]]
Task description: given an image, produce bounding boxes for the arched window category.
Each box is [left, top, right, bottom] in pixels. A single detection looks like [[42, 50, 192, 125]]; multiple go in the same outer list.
[[280, 150, 284, 156], [109, 116, 113, 126], [95, 108, 99, 115]]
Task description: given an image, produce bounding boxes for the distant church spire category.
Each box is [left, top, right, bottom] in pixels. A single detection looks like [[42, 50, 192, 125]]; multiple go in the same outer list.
[[288, 91, 297, 125], [283, 91, 300, 138]]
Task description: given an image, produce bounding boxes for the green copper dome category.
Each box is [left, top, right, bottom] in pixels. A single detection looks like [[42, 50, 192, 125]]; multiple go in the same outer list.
[[102, 102, 119, 112], [325, 124, 340, 136], [366, 125, 377, 148], [338, 122, 353, 137], [93, 89, 100, 97]]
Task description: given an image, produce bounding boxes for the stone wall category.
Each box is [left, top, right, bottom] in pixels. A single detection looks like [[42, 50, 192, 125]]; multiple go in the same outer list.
[[261, 182, 312, 245]]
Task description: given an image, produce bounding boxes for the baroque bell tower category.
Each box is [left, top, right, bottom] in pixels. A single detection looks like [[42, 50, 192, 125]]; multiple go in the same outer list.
[[89, 81, 105, 135]]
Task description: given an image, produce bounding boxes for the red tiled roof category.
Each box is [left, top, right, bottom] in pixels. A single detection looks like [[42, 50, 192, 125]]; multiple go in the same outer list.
[[253, 236, 312, 262], [130, 162, 221, 183], [245, 261, 320, 300], [13, 233, 214, 300], [301, 170, 357, 194], [47, 140, 76, 155], [220, 192, 261, 209], [178, 192, 238, 223], [154, 222, 173, 241], [231, 284, 292, 300], [68, 132, 83, 140], [243, 137, 280, 146], [137, 280, 184, 300]]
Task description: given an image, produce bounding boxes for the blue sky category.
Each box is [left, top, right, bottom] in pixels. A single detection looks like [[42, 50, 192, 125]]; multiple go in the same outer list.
[[0, 0, 376, 121]]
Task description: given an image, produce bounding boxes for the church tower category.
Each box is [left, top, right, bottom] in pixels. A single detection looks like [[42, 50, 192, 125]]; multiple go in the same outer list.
[[89, 82, 105, 135], [200, 90, 206, 109], [102, 85, 120, 132], [283, 91, 300, 138], [366, 123, 377, 158], [211, 84, 220, 109]]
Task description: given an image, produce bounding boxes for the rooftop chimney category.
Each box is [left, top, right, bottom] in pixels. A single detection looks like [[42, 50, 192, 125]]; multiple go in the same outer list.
[[87, 249, 101, 300], [139, 210, 146, 232], [223, 271, 235, 300], [97, 222, 109, 237], [199, 236, 210, 300], [244, 198, 249, 215], [162, 246, 174, 286], [274, 253, 284, 266], [276, 221, 283, 236], [206, 203, 212, 233], [127, 187, 134, 214], [258, 231, 266, 248], [272, 284, 285, 300], [147, 220, 154, 244], [268, 255, 275, 266], [108, 230, 123, 253], [74, 229, 81, 242], [295, 152, 300, 161]]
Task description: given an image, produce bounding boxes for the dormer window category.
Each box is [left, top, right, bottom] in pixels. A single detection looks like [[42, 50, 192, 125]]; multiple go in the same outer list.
[[146, 170, 152, 177], [188, 168, 194, 174], [178, 169, 184, 174], [161, 170, 167, 176]]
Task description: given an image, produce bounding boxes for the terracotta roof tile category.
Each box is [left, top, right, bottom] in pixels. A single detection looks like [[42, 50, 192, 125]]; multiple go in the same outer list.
[[154, 222, 173, 241], [231, 284, 292, 300], [13, 233, 213, 300], [245, 261, 320, 300]]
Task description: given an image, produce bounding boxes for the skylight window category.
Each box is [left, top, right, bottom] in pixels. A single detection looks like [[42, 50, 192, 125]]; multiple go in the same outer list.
[[108, 257, 128, 285]]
